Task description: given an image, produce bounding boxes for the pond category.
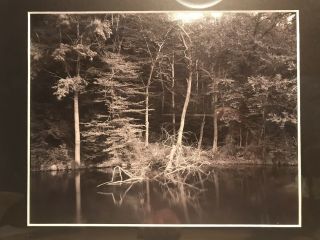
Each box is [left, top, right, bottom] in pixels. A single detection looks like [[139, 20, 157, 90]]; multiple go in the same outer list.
[[30, 166, 299, 225]]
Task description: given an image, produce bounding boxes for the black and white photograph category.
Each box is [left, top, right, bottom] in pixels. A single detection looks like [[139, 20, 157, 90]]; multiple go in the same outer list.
[[28, 11, 300, 226]]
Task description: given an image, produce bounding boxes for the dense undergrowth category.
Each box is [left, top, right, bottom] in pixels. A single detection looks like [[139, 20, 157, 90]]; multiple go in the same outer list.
[[31, 138, 297, 172]]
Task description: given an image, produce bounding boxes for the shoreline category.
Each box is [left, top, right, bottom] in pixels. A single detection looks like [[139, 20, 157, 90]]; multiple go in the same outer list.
[[31, 159, 298, 172]]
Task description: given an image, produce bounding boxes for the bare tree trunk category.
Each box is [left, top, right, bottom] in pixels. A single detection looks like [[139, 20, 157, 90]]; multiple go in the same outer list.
[[74, 21, 81, 168], [202, 66, 219, 153], [168, 72, 192, 163], [171, 54, 176, 137], [112, 15, 122, 53], [198, 114, 206, 150], [167, 26, 192, 167], [195, 59, 199, 95], [239, 127, 242, 147], [140, 22, 170, 147], [145, 64, 155, 147], [74, 91, 81, 168], [160, 72, 165, 113], [195, 59, 199, 113], [116, 15, 120, 32], [177, 75, 192, 147], [212, 94, 218, 153]]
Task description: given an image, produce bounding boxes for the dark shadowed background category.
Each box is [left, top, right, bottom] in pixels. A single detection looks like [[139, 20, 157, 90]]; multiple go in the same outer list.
[[0, 0, 319, 239]]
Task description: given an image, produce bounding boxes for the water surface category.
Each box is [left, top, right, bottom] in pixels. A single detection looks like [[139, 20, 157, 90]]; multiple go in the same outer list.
[[30, 166, 298, 225]]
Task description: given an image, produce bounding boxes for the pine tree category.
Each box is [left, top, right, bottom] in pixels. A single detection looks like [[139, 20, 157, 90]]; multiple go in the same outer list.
[[83, 52, 144, 163]]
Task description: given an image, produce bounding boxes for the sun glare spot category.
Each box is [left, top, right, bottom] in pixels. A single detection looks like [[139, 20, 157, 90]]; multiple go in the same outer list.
[[211, 12, 223, 19], [172, 12, 223, 23], [172, 12, 204, 23]]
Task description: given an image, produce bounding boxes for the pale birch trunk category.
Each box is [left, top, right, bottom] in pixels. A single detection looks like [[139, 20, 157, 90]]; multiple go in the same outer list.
[[176, 75, 192, 147], [167, 26, 192, 167], [168, 71, 192, 164], [74, 91, 81, 167], [74, 21, 81, 167], [160, 78, 165, 113], [212, 94, 218, 153]]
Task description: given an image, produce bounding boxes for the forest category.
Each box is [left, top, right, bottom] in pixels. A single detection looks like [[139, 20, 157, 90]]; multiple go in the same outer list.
[[30, 12, 298, 182]]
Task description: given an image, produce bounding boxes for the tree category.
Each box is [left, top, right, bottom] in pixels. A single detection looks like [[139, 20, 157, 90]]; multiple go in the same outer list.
[[106, 14, 175, 147], [137, 15, 174, 147], [246, 75, 297, 159], [168, 24, 194, 166], [51, 15, 112, 168], [83, 52, 144, 162]]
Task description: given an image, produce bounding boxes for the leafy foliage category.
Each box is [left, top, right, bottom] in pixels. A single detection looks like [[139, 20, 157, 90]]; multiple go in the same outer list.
[[83, 52, 144, 161], [53, 76, 88, 100], [247, 75, 297, 126]]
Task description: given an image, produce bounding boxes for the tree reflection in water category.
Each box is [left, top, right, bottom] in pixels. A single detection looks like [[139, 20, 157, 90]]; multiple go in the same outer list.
[[96, 171, 220, 224], [96, 167, 298, 224], [75, 171, 82, 223], [97, 183, 134, 206]]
